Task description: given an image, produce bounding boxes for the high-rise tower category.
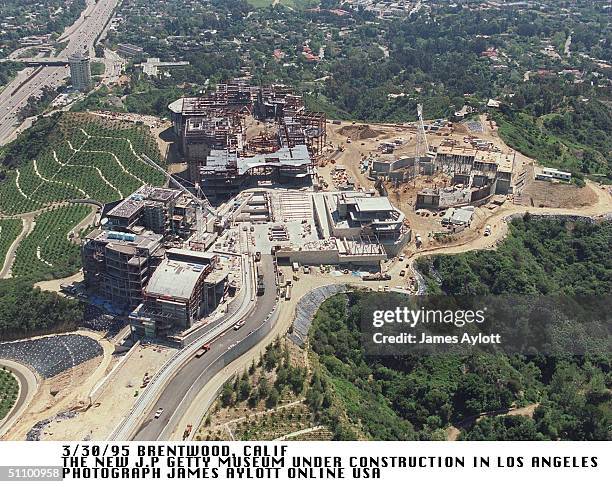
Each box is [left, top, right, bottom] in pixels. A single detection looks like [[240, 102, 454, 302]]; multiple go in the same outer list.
[[68, 52, 92, 92]]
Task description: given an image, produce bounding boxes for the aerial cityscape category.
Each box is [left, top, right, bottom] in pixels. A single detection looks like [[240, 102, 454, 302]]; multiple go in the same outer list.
[[0, 0, 610, 448]]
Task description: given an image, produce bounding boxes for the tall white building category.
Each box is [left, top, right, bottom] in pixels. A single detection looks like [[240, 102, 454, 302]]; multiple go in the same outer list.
[[68, 52, 92, 91]]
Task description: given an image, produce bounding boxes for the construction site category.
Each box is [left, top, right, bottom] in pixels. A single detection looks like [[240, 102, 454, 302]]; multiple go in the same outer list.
[[80, 99, 604, 338], [168, 82, 327, 201], [231, 188, 410, 266], [312, 105, 609, 256], [81, 181, 236, 345], [3, 94, 609, 444]]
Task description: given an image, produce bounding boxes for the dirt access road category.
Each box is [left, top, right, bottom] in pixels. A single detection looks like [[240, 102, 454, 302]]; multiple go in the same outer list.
[[0, 203, 98, 280], [389, 180, 611, 279]]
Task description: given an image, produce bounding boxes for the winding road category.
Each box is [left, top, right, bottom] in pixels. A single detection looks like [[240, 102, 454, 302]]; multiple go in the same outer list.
[[0, 203, 98, 279], [132, 254, 278, 440], [397, 181, 612, 292], [0, 360, 38, 438]]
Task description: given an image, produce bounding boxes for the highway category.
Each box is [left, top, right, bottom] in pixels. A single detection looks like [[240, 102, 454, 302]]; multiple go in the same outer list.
[[0, 0, 120, 144], [132, 254, 278, 440]]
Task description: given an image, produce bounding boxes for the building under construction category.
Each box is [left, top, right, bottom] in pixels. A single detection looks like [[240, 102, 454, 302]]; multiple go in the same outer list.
[[81, 229, 165, 310], [365, 103, 515, 211], [168, 81, 326, 201], [102, 185, 197, 239], [129, 248, 228, 339], [415, 145, 514, 209], [83, 185, 198, 310]]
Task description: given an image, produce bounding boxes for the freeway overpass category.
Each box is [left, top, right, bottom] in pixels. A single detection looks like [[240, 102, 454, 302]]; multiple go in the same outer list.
[[0, 58, 71, 67], [0, 0, 120, 145]]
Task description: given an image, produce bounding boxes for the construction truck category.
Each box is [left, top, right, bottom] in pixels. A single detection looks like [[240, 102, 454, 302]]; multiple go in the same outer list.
[[195, 344, 211, 358], [256, 264, 265, 296]]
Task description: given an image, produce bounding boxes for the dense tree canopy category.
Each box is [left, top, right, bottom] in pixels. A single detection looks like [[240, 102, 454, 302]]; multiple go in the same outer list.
[[309, 218, 611, 440], [0, 279, 82, 341]]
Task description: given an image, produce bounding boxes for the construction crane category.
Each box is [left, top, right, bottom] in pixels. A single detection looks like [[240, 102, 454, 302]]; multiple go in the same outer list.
[[408, 103, 431, 181], [416, 103, 430, 161], [140, 153, 215, 215], [140, 153, 217, 245]]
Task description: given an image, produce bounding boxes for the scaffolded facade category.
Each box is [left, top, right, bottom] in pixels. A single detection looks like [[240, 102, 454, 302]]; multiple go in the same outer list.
[[169, 82, 326, 201]]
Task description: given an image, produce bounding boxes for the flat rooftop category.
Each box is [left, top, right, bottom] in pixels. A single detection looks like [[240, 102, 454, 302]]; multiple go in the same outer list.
[[146, 187, 182, 202], [543, 167, 571, 175], [205, 144, 311, 176], [89, 228, 163, 252], [238, 144, 311, 174], [353, 196, 394, 213], [105, 186, 184, 219], [146, 260, 206, 300], [106, 199, 143, 219]]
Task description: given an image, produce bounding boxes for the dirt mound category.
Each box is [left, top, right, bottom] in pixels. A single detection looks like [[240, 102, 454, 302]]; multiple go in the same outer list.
[[522, 180, 597, 208], [337, 124, 383, 140]]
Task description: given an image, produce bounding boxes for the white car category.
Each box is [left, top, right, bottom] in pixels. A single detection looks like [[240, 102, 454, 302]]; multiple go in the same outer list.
[[154, 408, 164, 419]]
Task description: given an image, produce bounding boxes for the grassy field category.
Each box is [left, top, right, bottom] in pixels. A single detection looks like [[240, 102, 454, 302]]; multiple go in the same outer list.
[[0, 368, 18, 421]]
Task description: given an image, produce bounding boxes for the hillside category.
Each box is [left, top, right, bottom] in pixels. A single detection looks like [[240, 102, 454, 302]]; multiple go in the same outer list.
[[0, 112, 165, 215], [309, 218, 611, 441], [0, 113, 169, 339]]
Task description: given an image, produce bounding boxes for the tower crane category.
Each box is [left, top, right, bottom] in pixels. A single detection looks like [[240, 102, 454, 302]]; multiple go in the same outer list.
[[416, 103, 430, 162]]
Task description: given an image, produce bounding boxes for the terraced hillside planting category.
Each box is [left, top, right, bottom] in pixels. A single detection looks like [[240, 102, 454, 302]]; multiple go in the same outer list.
[[0, 113, 165, 216], [0, 368, 18, 421], [0, 219, 22, 271], [11, 205, 92, 281]]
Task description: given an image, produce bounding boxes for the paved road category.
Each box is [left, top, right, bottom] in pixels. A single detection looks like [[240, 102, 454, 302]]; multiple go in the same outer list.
[[0, 0, 120, 144], [0, 368, 28, 422], [0, 360, 37, 438], [132, 254, 278, 440], [0, 217, 32, 279]]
